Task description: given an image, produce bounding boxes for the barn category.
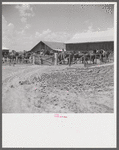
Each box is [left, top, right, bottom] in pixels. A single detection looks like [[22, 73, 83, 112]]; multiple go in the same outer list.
[[65, 41, 114, 52], [2, 47, 9, 57], [30, 39, 114, 54], [30, 41, 66, 54]]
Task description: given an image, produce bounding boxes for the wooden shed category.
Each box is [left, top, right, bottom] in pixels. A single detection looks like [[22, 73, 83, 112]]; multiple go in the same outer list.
[[30, 41, 66, 54]]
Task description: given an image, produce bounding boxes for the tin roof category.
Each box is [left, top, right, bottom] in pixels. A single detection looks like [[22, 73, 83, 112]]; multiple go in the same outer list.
[[65, 37, 114, 44], [65, 30, 114, 44]]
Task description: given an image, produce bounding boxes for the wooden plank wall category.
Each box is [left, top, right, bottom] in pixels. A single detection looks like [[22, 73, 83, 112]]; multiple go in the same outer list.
[[66, 41, 114, 52]]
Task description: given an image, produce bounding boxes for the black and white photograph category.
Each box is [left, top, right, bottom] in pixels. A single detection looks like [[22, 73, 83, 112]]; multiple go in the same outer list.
[[2, 2, 117, 148]]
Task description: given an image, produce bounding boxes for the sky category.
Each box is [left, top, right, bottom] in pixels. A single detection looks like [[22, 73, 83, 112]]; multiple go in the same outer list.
[[2, 3, 115, 51]]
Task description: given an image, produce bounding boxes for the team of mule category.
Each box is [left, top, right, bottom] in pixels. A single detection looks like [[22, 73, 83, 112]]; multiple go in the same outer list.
[[2, 49, 111, 66]]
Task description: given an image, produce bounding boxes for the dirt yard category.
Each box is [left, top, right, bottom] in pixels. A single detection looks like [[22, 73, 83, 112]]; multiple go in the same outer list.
[[2, 63, 114, 113]]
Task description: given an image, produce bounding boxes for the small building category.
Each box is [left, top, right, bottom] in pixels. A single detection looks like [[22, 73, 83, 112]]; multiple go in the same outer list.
[[30, 41, 66, 54], [2, 47, 9, 57], [65, 41, 114, 52]]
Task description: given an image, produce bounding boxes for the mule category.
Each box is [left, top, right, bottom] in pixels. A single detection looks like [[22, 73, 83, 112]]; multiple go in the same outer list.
[[8, 53, 16, 66]]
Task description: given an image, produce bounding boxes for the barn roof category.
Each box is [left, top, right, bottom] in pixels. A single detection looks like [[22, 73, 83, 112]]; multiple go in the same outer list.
[[42, 41, 65, 50], [65, 40, 114, 45], [30, 41, 66, 52], [65, 30, 114, 44]]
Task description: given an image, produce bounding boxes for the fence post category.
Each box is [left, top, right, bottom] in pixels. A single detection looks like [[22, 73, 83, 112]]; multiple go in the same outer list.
[[29, 56, 31, 64], [54, 53, 58, 65], [84, 54, 86, 67], [95, 54, 97, 64], [90, 54, 91, 64], [100, 54, 101, 64], [39, 56, 40, 65], [33, 53, 35, 65], [69, 54, 71, 66]]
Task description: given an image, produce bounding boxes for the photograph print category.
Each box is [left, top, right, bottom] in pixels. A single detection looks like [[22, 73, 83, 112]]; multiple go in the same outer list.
[[2, 3, 116, 113]]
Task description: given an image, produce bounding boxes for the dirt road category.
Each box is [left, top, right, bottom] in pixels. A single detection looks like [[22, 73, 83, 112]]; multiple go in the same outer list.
[[2, 63, 114, 113]]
